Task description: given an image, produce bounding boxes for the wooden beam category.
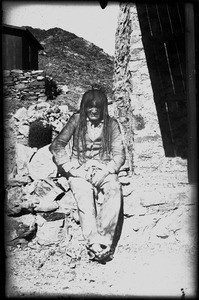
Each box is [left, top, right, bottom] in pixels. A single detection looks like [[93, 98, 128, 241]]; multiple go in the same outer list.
[[185, 3, 197, 184]]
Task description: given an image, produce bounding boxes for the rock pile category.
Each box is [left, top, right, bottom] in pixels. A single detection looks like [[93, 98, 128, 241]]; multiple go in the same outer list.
[[5, 139, 130, 249], [5, 94, 130, 248], [5, 141, 75, 247], [12, 101, 72, 147]]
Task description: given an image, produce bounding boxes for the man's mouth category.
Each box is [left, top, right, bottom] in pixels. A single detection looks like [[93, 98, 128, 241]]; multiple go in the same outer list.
[[90, 113, 99, 118]]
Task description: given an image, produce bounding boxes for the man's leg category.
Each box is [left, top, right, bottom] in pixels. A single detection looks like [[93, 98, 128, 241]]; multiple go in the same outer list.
[[97, 174, 122, 248], [68, 176, 98, 245]]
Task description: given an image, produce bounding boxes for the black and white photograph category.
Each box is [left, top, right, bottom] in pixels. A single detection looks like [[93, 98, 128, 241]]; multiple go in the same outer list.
[[3, 0, 198, 297]]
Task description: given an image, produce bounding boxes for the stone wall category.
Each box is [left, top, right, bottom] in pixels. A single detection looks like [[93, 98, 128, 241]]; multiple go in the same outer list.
[[112, 4, 196, 254], [114, 3, 165, 174], [3, 69, 47, 103]]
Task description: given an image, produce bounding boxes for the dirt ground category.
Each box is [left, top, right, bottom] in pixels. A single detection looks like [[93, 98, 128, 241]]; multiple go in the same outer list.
[[4, 97, 197, 298]]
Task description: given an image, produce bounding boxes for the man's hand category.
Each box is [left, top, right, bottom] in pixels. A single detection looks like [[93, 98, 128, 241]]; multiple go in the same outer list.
[[84, 160, 104, 171], [69, 165, 87, 178], [91, 167, 109, 187], [62, 162, 86, 177]]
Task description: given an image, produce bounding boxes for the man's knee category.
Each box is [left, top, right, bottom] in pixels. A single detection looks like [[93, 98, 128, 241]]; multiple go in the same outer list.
[[102, 174, 121, 193], [69, 177, 93, 194]]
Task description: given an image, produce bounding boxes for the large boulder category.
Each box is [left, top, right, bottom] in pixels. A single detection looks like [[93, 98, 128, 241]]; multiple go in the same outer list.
[[5, 186, 38, 216], [5, 214, 37, 246], [15, 143, 37, 178], [35, 212, 68, 246], [28, 144, 57, 180], [32, 178, 63, 213]]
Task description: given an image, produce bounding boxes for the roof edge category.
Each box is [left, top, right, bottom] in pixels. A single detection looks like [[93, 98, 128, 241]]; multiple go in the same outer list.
[[2, 24, 44, 50]]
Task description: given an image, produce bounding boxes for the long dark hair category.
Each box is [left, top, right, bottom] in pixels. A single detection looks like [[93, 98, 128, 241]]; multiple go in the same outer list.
[[76, 88, 111, 162]]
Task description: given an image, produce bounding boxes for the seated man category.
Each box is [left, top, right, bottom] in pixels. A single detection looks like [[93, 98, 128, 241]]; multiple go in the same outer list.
[[50, 88, 126, 262]]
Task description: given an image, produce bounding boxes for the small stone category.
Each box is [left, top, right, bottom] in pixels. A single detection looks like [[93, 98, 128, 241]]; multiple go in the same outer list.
[[31, 70, 45, 75], [18, 124, 29, 137], [37, 76, 45, 81], [60, 85, 69, 94], [36, 102, 51, 110], [53, 122, 64, 132], [11, 69, 23, 74], [59, 105, 69, 114], [38, 96, 47, 102], [29, 96, 38, 100]]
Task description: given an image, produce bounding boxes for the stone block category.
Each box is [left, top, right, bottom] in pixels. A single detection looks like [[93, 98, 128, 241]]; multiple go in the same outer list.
[[31, 70, 45, 75], [36, 212, 68, 246], [58, 190, 76, 214], [37, 76, 45, 81], [6, 186, 39, 216], [6, 186, 24, 216], [139, 190, 166, 207], [15, 143, 37, 177], [38, 96, 47, 102], [59, 105, 69, 114], [14, 107, 28, 121], [31, 178, 63, 213], [33, 198, 59, 213], [11, 69, 23, 74], [36, 102, 51, 110], [18, 124, 29, 137]]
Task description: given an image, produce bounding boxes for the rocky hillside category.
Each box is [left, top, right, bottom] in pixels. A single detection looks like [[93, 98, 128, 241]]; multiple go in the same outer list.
[[26, 26, 114, 103]]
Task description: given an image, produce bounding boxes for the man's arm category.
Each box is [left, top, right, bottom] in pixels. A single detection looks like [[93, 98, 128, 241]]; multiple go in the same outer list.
[[106, 118, 126, 174], [49, 113, 78, 167]]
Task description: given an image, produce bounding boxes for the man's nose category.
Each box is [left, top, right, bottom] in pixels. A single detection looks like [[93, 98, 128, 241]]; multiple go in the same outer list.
[[91, 107, 98, 113]]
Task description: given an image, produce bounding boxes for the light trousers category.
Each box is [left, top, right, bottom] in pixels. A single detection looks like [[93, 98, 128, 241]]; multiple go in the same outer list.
[[68, 174, 123, 248]]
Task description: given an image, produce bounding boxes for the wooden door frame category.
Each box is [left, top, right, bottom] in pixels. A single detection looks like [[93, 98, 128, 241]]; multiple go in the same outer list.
[[185, 3, 198, 184]]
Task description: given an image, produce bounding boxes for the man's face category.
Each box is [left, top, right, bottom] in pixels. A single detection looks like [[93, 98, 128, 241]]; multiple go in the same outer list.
[[86, 102, 103, 124]]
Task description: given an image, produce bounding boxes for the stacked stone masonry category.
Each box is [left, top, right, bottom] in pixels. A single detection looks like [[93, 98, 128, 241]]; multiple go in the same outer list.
[[114, 3, 165, 174], [114, 3, 134, 172], [3, 69, 47, 103]]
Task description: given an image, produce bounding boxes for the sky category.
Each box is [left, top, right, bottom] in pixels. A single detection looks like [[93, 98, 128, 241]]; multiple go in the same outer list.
[[2, 1, 120, 56]]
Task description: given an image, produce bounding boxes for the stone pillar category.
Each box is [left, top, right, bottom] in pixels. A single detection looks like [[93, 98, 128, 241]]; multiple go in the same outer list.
[[113, 3, 134, 172], [114, 3, 165, 175]]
